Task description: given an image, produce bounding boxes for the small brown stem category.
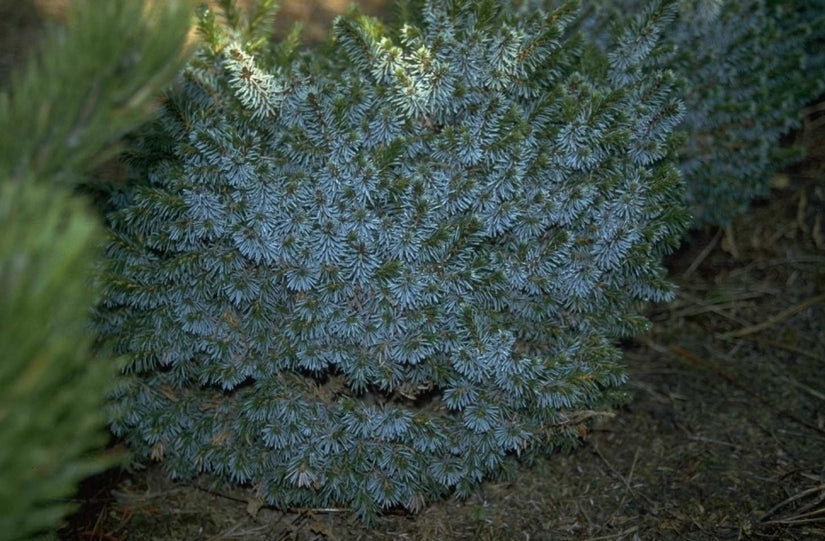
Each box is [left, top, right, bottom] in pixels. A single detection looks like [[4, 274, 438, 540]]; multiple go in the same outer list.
[[718, 293, 825, 339]]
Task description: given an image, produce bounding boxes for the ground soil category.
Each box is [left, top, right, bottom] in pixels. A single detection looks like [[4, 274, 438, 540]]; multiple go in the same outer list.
[[5, 1, 823, 539]]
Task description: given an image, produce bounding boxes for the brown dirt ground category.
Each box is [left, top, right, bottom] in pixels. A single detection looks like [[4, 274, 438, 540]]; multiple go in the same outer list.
[[4, 1, 823, 540]]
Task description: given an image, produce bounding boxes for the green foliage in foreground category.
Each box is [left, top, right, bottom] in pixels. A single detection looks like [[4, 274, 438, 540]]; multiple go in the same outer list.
[[0, 0, 194, 188], [0, 1, 192, 538], [0, 184, 112, 540]]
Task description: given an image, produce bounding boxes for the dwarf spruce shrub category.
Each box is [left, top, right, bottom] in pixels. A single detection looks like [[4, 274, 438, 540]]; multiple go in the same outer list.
[[541, 0, 825, 226], [98, 0, 687, 522]]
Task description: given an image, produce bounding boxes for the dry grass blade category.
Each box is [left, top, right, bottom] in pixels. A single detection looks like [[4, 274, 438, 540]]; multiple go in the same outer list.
[[592, 445, 657, 511], [664, 344, 825, 437], [669, 289, 764, 322], [718, 293, 825, 339], [782, 376, 825, 402], [743, 337, 825, 364], [759, 484, 825, 527], [681, 228, 723, 278]]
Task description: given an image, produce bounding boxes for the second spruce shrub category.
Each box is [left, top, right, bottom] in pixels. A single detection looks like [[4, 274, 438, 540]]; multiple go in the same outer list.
[[662, 0, 824, 226], [547, 0, 825, 226], [98, 0, 687, 521]]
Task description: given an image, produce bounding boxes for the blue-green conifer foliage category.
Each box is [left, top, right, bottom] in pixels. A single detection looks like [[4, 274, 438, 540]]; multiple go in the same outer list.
[[547, 0, 825, 226], [667, 0, 824, 226], [98, 0, 687, 521]]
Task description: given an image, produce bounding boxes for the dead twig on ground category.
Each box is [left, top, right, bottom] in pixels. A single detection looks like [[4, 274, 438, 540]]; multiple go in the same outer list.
[[592, 444, 658, 513], [582, 526, 640, 541], [782, 376, 825, 403], [686, 435, 746, 450], [718, 293, 825, 339], [758, 484, 825, 527], [607, 446, 641, 527], [670, 290, 763, 323], [741, 336, 825, 364], [682, 228, 723, 278], [645, 341, 825, 438]]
